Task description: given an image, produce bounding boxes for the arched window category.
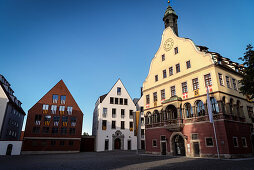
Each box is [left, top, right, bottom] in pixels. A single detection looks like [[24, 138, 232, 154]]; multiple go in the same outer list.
[[179, 104, 182, 119], [210, 97, 219, 114], [196, 100, 205, 116], [230, 99, 234, 114], [237, 100, 241, 116], [185, 103, 193, 118]]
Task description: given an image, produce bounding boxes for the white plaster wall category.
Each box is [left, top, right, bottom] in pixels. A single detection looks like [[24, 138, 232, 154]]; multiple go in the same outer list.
[[0, 86, 9, 132], [95, 80, 137, 151], [0, 141, 22, 155]]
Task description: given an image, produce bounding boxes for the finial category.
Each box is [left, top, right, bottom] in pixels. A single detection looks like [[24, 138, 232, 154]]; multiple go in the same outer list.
[[168, 0, 170, 4]]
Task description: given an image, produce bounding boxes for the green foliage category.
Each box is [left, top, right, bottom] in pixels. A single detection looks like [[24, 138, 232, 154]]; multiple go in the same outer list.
[[83, 132, 89, 136], [238, 44, 254, 100]]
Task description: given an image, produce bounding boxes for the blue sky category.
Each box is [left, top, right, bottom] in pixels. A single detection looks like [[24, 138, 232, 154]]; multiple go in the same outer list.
[[0, 0, 253, 134]]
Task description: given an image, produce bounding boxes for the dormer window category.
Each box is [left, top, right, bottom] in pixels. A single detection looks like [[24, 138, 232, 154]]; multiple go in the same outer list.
[[117, 87, 121, 95]]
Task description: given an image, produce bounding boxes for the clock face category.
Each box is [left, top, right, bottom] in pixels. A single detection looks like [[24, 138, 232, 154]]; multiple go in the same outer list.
[[164, 38, 174, 52]]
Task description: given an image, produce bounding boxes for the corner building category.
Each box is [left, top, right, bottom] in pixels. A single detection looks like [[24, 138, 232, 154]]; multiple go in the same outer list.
[[143, 5, 254, 158], [22, 80, 83, 153]]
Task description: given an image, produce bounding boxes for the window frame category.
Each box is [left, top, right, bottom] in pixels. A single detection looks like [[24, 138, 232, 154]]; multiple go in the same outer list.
[[205, 137, 214, 147]]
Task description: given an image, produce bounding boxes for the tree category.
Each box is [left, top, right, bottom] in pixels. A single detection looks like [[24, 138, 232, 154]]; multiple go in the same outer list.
[[238, 44, 254, 100], [83, 132, 89, 136]]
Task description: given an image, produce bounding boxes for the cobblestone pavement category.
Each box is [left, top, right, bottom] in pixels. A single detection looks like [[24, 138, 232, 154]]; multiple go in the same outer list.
[[0, 151, 254, 170]]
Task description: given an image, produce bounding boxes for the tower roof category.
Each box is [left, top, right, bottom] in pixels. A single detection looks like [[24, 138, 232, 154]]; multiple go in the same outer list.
[[164, 5, 177, 18]]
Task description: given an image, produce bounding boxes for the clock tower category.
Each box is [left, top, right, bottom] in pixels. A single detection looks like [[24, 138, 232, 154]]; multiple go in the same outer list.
[[163, 3, 178, 36]]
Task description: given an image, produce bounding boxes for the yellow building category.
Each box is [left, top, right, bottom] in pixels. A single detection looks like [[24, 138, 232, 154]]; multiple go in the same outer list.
[[143, 4, 254, 158]]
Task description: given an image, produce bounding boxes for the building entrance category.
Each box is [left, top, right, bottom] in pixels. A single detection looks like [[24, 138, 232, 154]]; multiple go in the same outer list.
[[161, 142, 167, 155], [6, 144, 13, 155], [172, 134, 185, 156], [193, 142, 200, 157], [114, 138, 121, 150]]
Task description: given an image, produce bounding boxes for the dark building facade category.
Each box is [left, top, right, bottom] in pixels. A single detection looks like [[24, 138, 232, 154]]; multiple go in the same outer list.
[[0, 74, 26, 155], [22, 80, 83, 153]]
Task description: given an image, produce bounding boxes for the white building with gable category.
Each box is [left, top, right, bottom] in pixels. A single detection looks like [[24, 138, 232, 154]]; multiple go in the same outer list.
[[92, 79, 137, 151]]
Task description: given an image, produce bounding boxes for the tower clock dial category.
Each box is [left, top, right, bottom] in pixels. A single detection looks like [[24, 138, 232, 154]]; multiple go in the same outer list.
[[164, 38, 174, 52]]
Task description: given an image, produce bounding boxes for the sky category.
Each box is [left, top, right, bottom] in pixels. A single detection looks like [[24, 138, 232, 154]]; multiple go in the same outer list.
[[0, 0, 253, 135]]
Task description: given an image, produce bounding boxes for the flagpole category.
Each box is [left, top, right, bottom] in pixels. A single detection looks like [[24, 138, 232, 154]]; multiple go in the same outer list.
[[206, 86, 220, 159]]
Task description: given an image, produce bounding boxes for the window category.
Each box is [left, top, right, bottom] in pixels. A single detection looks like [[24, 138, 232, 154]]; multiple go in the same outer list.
[[192, 134, 198, 140], [218, 73, 224, 86], [51, 105, 57, 114], [43, 104, 49, 114], [43, 127, 49, 134], [146, 95, 150, 104], [161, 89, 165, 100], [35, 115, 42, 125], [229, 99, 234, 114], [174, 47, 178, 54], [112, 121, 116, 129], [112, 108, 116, 118], [110, 97, 114, 104], [196, 100, 205, 116], [102, 120, 107, 130], [185, 103, 193, 118], [51, 140, 56, 145], [60, 95, 66, 104], [162, 54, 165, 61], [171, 86, 176, 97], [176, 64, 180, 73], [152, 139, 157, 147], [192, 78, 199, 90], [186, 60, 191, 69], [69, 141, 74, 146], [69, 128, 75, 135], [210, 98, 219, 114], [169, 67, 173, 76], [141, 129, 145, 138], [226, 76, 231, 88], [155, 75, 158, 82], [206, 137, 214, 147], [103, 108, 107, 118], [44, 115, 51, 126], [117, 87, 121, 95], [161, 136, 166, 141], [120, 98, 123, 105], [153, 92, 157, 102], [67, 106, 72, 115], [121, 121, 125, 129], [163, 70, 167, 78], [59, 106, 65, 115], [121, 109, 125, 118], [242, 137, 247, 147], [129, 110, 133, 118], [115, 98, 119, 104], [70, 117, 76, 127], [232, 78, 237, 90], [141, 117, 144, 125], [129, 122, 133, 131], [204, 74, 212, 86], [53, 116, 60, 126], [62, 116, 68, 126], [60, 140, 65, 146], [233, 137, 238, 147], [52, 95, 58, 103], [52, 127, 58, 134], [32, 127, 40, 133], [124, 99, 128, 105], [182, 82, 188, 93]]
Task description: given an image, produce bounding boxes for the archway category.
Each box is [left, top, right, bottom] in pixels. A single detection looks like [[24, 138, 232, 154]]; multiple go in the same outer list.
[[6, 144, 13, 155], [171, 134, 185, 156], [114, 138, 121, 150], [165, 105, 177, 120]]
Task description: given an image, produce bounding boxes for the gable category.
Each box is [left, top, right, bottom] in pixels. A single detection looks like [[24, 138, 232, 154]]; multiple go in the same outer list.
[[101, 79, 135, 107], [143, 27, 214, 90], [29, 80, 82, 113]]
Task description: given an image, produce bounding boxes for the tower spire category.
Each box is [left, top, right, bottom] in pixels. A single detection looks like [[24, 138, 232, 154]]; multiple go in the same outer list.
[[163, 1, 178, 36]]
